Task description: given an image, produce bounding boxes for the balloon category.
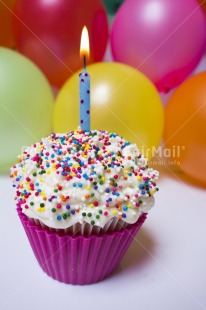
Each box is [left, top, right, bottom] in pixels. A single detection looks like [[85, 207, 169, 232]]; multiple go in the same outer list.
[[103, 0, 125, 16], [197, 0, 206, 13], [164, 72, 206, 184], [53, 62, 164, 159], [0, 48, 54, 173], [0, 0, 15, 47], [111, 0, 206, 93], [13, 0, 109, 88]]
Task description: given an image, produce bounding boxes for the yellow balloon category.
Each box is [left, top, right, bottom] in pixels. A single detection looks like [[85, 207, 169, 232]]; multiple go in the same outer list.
[[54, 62, 164, 159]]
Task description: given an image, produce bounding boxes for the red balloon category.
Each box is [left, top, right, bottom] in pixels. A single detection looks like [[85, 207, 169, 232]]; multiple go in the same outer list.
[[13, 0, 109, 87]]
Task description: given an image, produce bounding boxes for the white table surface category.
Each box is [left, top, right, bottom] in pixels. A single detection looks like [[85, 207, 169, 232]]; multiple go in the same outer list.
[[0, 164, 206, 310]]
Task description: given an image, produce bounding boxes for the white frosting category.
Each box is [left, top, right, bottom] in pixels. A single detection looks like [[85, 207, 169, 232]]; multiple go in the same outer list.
[[11, 130, 159, 229]]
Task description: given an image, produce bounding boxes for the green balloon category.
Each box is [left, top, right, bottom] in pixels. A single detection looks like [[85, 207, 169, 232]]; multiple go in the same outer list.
[[103, 0, 125, 15], [0, 48, 54, 174]]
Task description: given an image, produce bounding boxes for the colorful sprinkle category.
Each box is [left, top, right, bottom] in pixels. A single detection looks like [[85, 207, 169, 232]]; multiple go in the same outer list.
[[10, 129, 159, 229]]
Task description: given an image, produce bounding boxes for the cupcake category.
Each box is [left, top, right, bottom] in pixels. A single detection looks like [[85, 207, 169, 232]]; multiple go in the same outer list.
[[10, 129, 159, 285]]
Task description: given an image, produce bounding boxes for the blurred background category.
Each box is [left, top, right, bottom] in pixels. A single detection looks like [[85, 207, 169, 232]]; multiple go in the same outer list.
[[0, 0, 206, 187]]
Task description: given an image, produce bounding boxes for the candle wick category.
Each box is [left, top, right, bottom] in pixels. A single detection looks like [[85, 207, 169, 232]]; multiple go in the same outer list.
[[83, 55, 86, 71]]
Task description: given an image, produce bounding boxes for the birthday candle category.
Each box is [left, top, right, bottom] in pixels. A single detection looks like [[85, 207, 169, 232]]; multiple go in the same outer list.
[[79, 26, 90, 131]]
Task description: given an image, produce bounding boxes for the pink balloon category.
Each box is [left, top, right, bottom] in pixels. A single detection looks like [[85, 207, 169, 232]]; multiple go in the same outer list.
[[111, 0, 206, 92], [13, 0, 109, 88]]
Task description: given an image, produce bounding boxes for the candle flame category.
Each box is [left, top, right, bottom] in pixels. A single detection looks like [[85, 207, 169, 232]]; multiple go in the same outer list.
[[80, 26, 90, 59]]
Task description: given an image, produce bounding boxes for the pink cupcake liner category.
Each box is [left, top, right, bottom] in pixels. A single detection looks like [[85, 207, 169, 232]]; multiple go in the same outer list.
[[17, 207, 147, 285]]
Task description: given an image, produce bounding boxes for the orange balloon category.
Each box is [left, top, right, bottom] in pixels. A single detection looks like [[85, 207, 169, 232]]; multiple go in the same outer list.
[[0, 0, 15, 47], [197, 0, 206, 13], [164, 72, 206, 184]]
